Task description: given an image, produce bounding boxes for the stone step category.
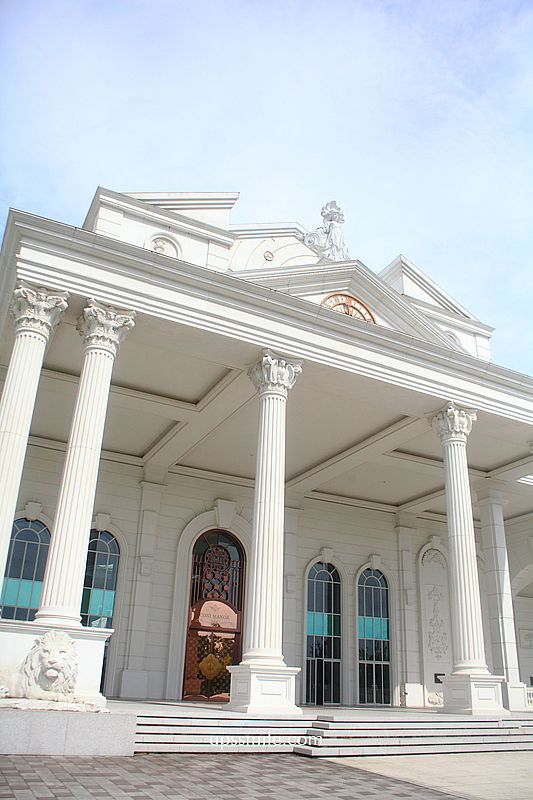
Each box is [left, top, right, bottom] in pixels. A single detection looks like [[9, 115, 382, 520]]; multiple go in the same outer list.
[[310, 725, 531, 738], [136, 729, 313, 741], [136, 715, 308, 726], [135, 742, 294, 753], [294, 740, 533, 757], [311, 719, 522, 730]]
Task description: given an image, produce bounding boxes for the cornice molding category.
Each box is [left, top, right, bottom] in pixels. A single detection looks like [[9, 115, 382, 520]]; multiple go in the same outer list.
[[82, 187, 236, 247], [4, 210, 533, 425]]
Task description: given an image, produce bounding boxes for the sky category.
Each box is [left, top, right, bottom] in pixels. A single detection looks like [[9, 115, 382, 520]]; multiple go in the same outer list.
[[1, 0, 532, 373]]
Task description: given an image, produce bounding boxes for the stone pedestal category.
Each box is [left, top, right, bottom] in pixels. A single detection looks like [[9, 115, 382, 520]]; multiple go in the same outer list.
[[0, 620, 111, 707], [432, 403, 505, 715], [227, 663, 301, 716], [227, 351, 303, 716]]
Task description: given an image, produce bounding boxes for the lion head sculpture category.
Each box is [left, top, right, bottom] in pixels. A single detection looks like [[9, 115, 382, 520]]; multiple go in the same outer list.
[[20, 630, 78, 700]]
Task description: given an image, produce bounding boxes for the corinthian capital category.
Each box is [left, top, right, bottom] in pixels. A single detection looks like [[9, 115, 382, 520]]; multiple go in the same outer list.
[[10, 284, 69, 338], [248, 350, 303, 398], [77, 299, 135, 356], [431, 402, 477, 442]]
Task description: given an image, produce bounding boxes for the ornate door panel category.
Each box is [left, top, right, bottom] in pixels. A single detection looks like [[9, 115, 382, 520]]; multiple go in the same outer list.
[[183, 531, 244, 701]]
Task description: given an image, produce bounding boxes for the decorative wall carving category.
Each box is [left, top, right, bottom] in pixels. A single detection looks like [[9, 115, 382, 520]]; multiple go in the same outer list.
[[422, 548, 446, 568], [427, 585, 448, 660], [519, 629, 533, 649], [419, 542, 453, 706], [150, 235, 180, 259], [0, 630, 78, 702]]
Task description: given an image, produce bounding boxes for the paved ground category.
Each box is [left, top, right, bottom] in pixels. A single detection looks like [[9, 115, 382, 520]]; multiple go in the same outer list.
[[0, 753, 469, 800], [331, 751, 533, 800]]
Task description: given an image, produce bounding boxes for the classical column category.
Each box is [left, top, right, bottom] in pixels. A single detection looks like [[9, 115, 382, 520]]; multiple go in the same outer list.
[[432, 402, 505, 713], [36, 300, 135, 627], [228, 350, 303, 715], [0, 284, 68, 580], [476, 484, 528, 710]]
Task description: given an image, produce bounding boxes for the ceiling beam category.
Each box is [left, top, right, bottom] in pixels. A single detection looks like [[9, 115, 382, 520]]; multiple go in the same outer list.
[[286, 416, 430, 494], [143, 369, 256, 468]]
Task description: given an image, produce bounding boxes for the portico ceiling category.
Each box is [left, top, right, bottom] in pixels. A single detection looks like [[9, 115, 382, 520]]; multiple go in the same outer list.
[[3, 300, 533, 522]]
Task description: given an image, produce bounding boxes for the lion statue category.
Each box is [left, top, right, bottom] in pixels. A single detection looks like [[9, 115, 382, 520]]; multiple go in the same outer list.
[[0, 629, 78, 702]]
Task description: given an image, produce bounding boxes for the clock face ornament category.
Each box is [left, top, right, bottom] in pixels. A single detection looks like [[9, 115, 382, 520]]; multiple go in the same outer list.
[[321, 293, 376, 323]]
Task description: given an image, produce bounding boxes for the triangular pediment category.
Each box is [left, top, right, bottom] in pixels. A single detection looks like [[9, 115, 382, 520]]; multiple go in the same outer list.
[[237, 259, 460, 350]]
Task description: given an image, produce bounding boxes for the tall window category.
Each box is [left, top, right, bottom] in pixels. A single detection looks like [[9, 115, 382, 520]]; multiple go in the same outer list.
[[306, 562, 341, 704], [357, 568, 391, 705], [183, 530, 245, 701], [0, 519, 50, 621], [81, 530, 120, 628]]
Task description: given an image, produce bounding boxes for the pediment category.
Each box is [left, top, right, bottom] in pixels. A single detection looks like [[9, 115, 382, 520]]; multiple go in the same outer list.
[[237, 260, 459, 350]]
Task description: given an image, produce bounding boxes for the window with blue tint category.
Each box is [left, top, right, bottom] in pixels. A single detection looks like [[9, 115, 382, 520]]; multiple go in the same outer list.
[[306, 562, 341, 705], [80, 530, 119, 629], [357, 568, 391, 705], [0, 519, 51, 621]]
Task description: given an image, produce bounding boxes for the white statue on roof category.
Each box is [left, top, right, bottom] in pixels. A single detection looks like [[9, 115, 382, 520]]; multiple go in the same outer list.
[[304, 200, 350, 261]]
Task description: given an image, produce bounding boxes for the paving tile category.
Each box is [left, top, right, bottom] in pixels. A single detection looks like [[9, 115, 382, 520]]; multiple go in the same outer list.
[[0, 754, 472, 799]]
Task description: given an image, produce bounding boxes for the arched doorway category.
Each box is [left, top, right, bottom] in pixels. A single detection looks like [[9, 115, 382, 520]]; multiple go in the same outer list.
[[183, 529, 245, 701], [357, 567, 391, 705]]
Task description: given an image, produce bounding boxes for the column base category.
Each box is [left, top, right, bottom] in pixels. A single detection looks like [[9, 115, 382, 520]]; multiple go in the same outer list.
[[439, 673, 508, 715], [0, 620, 111, 708], [501, 681, 529, 711], [227, 663, 302, 716], [400, 682, 425, 707]]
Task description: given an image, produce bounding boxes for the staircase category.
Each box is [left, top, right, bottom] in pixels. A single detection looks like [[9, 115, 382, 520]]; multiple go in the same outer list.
[[134, 709, 533, 756], [294, 715, 533, 757]]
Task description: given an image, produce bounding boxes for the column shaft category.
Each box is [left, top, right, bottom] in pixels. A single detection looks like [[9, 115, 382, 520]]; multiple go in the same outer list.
[[36, 300, 134, 627], [244, 389, 286, 662], [442, 436, 488, 673], [0, 285, 67, 580]]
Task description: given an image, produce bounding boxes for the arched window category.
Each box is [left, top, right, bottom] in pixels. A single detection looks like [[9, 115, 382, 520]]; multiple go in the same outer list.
[[306, 562, 341, 704], [81, 530, 120, 628], [357, 568, 391, 705], [0, 519, 50, 621]]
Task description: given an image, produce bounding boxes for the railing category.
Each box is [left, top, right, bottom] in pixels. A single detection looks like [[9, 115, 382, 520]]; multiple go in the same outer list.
[[526, 687, 533, 708]]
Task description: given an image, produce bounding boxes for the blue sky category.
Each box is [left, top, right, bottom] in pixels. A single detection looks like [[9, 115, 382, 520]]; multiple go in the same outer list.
[[1, 1, 532, 372]]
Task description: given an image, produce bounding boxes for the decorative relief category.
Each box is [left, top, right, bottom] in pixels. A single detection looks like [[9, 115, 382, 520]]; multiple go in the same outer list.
[[303, 200, 350, 261], [321, 293, 376, 323], [427, 691, 444, 706], [431, 402, 477, 442], [10, 284, 68, 338], [248, 349, 303, 398], [519, 629, 533, 649], [422, 548, 446, 568], [0, 630, 78, 703], [427, 585, 448, 660], [149, 235, 180, 259], [77, 299, 136, 356]]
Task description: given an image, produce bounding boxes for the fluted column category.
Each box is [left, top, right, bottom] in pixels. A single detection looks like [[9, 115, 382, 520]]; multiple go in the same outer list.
[[432, 402, 504, 713], [228, 350, 303, 715], [36, 300, 135, 627], [0, 284, 68, 581], [243, 350, 302, 663]]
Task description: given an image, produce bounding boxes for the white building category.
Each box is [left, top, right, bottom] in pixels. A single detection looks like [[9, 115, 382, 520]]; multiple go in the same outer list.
[[1, 188, 533, 743]]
